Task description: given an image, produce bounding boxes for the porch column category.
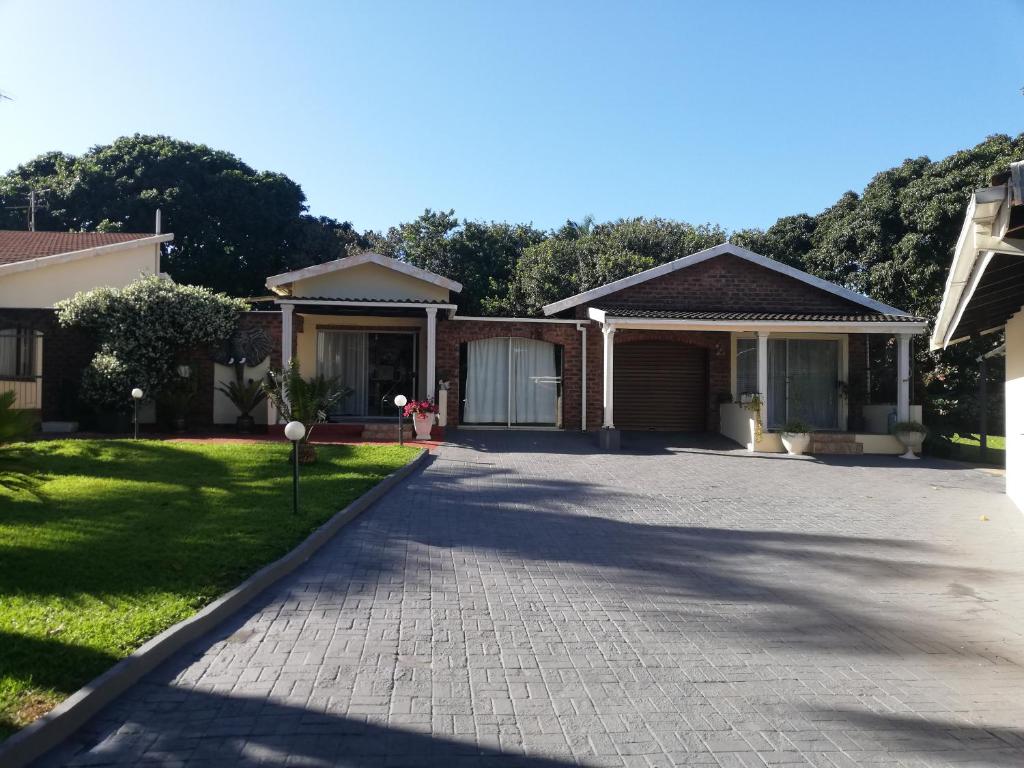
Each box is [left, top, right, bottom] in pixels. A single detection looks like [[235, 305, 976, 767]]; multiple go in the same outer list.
[[280, 303, 294, 368], [602, 324, 616, 428], [896, 333, 911, 422], [425, 307, 438, 401], [756, 330, 769, 424]]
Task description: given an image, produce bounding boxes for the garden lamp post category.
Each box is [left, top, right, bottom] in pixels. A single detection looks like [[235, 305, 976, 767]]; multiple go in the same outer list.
[[131, 388, 144, 440], [284, 420, 305, 515], [393, 394, 407, 447]]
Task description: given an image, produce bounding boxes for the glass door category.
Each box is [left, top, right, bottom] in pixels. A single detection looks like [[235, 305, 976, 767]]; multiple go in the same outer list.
[[462, 337, 561, 426], [767, 339, 839, 430], [317, 330, 417, 418]]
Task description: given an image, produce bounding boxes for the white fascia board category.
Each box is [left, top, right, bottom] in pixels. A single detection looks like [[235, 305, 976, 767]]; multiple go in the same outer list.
[[542, 242, 910, 317], [450, 315, 587, 324], [274, 298, 458, 310], [595, 316, 928, 335], [265, 252, 463, 293], [0, 234, 173, 277]]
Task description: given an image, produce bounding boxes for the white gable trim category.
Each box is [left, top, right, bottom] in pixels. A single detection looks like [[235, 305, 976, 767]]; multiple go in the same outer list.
[[541, 243, 909, 317], [265, 252, 463, 295], [0, 234, 172, 277]]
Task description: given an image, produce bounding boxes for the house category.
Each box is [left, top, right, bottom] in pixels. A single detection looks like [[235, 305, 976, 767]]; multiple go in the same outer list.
[[932, 162, 1024, 510], [262, 244, 929, 453], [0, 229, 172, 423]]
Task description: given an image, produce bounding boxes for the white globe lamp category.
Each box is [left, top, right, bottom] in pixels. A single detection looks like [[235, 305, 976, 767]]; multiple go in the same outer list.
[[393, 394, 408, 446], [284, 420, 306, 442]]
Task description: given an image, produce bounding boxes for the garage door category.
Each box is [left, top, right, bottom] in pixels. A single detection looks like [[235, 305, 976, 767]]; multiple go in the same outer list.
[[613, 342, 707, 431]]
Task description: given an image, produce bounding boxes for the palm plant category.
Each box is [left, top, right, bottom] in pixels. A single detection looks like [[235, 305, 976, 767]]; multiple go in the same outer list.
[[216, 373, 267, 433], [263, 359, 351, 462]]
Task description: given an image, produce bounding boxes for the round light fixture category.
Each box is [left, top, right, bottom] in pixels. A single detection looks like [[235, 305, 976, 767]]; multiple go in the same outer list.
[[284, 420, 306, 442], [131, 388, 144, 400], [393, 394, 408, 408]]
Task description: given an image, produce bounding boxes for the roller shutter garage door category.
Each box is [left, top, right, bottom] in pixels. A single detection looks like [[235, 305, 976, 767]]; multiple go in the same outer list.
[[613, 342, 707, 430]]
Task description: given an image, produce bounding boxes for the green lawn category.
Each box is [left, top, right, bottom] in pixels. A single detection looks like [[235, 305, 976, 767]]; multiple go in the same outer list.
[[949, 433, 1006, 465], [0, 439, 418, 739]]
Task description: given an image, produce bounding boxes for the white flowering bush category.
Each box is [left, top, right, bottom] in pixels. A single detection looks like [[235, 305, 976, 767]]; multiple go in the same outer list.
[[56, 276, 249, 411]]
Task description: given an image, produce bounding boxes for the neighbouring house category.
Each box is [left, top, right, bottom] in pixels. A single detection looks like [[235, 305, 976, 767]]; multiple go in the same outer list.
[[0, 229, 172, 424], [260, 244, 929, 453], [932, 162, 1024, 510]]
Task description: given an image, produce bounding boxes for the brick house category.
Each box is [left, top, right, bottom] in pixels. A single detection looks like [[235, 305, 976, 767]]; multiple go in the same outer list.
[[263, 245, 928, 454]]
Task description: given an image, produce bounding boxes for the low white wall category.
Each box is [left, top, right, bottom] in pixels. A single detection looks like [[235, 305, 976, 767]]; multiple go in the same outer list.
[[719, 402, 784, 452], [1007, 310, 1023, 512], [213, 361, 270, 425], [863, 404, 923, 434]]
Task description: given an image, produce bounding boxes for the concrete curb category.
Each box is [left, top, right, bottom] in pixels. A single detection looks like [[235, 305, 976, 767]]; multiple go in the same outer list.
[[0, 448, 430, 768]]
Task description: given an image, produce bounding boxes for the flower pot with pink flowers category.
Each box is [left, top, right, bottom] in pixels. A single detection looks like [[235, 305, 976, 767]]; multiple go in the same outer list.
[[403, 399, 439, 440]]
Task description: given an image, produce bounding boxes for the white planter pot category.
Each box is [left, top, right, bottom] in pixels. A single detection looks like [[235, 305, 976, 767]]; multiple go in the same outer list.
[[781, 432, 811, 456], [413, 412, 435, 440], [896, 430, 924, 460]]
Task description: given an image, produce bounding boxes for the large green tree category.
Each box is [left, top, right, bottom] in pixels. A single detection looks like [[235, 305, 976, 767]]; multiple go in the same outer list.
[[0, 135, 368, 296]]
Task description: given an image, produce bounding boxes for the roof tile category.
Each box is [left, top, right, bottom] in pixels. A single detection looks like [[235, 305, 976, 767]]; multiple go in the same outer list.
[[0, 230, 158, 266]]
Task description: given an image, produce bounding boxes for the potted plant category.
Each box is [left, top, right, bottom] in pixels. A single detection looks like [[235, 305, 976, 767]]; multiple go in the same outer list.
[[160, 365, 197, 433], [216, 371, 267, 433], [892, 420, 927, 460], [262, 359, 351, 463], [780, 419, 813, 456], [403, 399, 439, 440]]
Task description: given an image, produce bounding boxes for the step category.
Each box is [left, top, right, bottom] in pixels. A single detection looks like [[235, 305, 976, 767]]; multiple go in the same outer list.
[[361, 423, 413, 441], [810, 432, 858, 443], [810, 439, 863, 455]]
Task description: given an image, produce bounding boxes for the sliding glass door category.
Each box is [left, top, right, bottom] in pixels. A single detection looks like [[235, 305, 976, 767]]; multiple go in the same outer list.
[[463, 337, 561, 426], [767, 339, 839, 430], [317, 330, 417, 418]]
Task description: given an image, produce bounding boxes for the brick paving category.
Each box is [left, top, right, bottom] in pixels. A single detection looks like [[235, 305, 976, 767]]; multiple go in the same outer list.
[[43, 431, 1024, 767]]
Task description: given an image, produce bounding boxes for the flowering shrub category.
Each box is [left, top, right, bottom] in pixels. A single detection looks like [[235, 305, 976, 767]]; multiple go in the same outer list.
[[56, 276, 248, 411], [402, 399, 438, 417]]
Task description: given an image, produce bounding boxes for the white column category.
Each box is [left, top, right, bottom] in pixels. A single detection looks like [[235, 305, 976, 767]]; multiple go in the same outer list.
[[753, 331, 770, 403], [280, 303, 294, 369], [896, 333, 911, 422], [425, 307, 437, 400], [602, 324, 616, 428]]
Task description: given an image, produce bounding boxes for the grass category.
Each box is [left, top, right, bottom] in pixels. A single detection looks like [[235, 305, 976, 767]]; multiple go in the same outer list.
[[948, 433, 1006, 465], [0, 439, 418, 739]]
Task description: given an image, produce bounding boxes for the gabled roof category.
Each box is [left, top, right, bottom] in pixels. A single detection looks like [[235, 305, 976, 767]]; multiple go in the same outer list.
[[541, 243, 909, 317], [0, 230, 170, 267], [265, 252, 463, 295]]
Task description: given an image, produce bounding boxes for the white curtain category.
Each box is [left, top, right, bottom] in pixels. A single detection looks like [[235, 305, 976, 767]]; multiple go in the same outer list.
[[788, 340, 838, 429], [510, 338, 558, 424], [0, 330, 16, 378], [317, 331, 368, 416], [464, 337, 509, 423], [767, 339, 839, 429]]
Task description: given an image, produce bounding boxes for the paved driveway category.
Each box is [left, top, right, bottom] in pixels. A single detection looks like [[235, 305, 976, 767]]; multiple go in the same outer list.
[[46, 432, 1024, 767]]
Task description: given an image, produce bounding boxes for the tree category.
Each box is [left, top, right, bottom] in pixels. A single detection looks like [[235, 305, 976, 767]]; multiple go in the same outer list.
[[0, 135, 368, 296], [55, 276, 249, 411], [365, 209, 546, 315], [495, 217, 727, 315]]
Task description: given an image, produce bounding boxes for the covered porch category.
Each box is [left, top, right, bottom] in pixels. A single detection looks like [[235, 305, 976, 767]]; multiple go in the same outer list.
[[277, 298, 456, 427], [589, 307, 929, 454]]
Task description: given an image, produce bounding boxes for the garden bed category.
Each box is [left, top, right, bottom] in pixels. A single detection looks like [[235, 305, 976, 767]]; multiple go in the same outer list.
[[0, 439, 418, 739]]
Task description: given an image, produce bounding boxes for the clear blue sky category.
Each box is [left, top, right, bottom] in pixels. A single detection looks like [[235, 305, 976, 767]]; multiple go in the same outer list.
[[1, 0, 1021, 235]]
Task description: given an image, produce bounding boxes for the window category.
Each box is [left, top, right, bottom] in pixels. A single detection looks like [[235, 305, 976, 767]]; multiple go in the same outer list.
[[735, 338, 758, 398], [0, 329, 35, 379], [767, 338, 839, 429], [461, 337, 562, 426]]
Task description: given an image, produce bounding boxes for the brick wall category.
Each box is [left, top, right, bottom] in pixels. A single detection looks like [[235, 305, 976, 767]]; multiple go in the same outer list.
[[575, 253, 867, 314], [0, 308, 94, 421]]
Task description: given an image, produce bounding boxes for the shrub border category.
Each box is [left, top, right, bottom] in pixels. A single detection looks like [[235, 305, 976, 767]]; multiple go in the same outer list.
[[0, 447, 430, 768]]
